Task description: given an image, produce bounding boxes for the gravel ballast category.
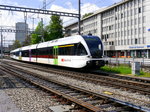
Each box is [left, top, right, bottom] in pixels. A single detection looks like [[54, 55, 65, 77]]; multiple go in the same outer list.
[[5, 88, 59, 112], [13, 65, 150, 109]]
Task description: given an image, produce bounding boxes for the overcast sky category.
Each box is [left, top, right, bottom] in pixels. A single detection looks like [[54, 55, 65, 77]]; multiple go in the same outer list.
[[0, 0, 122, 45]]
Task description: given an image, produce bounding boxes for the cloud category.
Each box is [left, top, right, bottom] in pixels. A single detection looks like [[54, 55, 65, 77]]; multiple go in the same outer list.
[[112, 0, 122, 3], [0, 1, 101, 43], [48, 2, 100, 26]]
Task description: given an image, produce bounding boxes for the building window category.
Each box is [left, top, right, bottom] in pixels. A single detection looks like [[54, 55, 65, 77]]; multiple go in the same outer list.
[[135, 18, 137, 25], [138, 17, 141, 24], [131, 39, 133, 44], [131, 9, 133, 16], [139, 7, 141, 13], [134, 8, 137, 15], [135, 38, 138, 44], [121, 40, 123, 45], [118, 32, 120, 37], [121, 13, 123, 18], [124, 21, 126, 27], [143, 37, 145, 44], [131, 29, 133, 35], [135, 28, 137, 34], [143, 16, 146, 23], [127, 30, 130, 36], [131, 19, 133, 25], [143, 6, 145, 12], [128, 39, 129, 45], [138, 0, 141, 3], [143, 27, 146, 33], [124, 12, 126, 17], [139, 28, 141, 34], [121, 31, 123, 36]]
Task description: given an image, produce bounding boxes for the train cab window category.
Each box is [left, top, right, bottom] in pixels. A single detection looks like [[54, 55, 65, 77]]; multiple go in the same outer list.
[[76, 43, 87, 56], [16, 51, 20, 56]]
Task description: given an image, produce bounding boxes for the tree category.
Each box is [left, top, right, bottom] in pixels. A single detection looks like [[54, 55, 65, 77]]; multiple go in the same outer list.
[[31, 21, 44, 44], [46, 15, 63, 40], [12, 40, 21, 50], [22, 35, 31, 46], [82, 13, 93, 19]]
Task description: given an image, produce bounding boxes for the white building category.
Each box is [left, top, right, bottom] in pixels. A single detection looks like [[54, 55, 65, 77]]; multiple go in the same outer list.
[[64, 0, 150, 58]]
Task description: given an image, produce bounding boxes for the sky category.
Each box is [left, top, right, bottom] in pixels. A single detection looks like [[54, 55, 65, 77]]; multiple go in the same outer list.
[[0, 0, 122, 46]]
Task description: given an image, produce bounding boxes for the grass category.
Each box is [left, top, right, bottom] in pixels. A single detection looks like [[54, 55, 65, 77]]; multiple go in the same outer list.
[[138, 71, 150, 77], [100, 65, 150, 78]]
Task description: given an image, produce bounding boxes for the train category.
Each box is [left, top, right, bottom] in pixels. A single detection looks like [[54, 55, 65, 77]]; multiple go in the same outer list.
[[10, 35, 105, 68]]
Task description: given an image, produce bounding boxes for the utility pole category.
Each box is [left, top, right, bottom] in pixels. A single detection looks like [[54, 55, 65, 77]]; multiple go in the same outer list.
[[0, 12, 3, 58], [24, 12, 27, 39], [31, 17, 35, 31], [41, 18, 45, 42], [78, 0, 81, 35], [1, 26, 3, 58], [43, 0, 46, 10]]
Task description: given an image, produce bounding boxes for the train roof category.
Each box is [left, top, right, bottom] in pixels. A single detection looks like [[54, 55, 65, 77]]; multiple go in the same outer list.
[[11, 35, 95, 51], [37, 35, 83, 48], [10, 48, 20, 53]]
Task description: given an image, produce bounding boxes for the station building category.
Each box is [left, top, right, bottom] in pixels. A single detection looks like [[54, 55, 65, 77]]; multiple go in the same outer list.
[[64, 0, 150, 58]]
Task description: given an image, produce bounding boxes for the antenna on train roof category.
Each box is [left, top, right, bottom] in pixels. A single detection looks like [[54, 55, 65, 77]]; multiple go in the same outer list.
[[88, 32, 92, 36]]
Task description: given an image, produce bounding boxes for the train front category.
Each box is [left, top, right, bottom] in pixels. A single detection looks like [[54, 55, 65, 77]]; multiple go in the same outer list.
[[82, 35, 105, 68]]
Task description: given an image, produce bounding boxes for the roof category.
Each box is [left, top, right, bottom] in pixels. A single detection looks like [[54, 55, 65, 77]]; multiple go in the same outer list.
[[64, 0, 130, 28]]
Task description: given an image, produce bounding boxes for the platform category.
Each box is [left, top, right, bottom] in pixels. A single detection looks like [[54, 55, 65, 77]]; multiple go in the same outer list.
[[0, 90, 21, 112]]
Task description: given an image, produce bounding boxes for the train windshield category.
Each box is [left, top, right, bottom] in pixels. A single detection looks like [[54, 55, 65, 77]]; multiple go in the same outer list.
[[83, 36, 103, 58]]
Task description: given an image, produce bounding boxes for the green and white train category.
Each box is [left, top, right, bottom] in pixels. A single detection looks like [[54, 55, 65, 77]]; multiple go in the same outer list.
[[10, 35, 105, 68]]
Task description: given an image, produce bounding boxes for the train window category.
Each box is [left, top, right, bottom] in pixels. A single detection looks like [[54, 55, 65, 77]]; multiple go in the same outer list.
[[76, 43, 87, 56], [16, 51, 20, 56], [31, 49, 37, 57], [48, 47, 53, 58], [31, 49, 36, 55], [22, 50, 29, 57], [83, 36, 103, 58], [58, 44, 75, 55], [38, 47, 49, 55]]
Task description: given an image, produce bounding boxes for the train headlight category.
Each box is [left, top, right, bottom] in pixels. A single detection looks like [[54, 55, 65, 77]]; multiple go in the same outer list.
[[99, 44, 101, 50]]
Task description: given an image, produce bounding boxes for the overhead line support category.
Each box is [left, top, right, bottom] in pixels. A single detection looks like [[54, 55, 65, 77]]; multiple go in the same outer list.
[[0, 5, 79, 18]]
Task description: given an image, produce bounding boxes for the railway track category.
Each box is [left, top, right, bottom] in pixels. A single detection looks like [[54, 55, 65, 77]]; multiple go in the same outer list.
[[3, 59, 150, 96], [1, 61, 149, 112]]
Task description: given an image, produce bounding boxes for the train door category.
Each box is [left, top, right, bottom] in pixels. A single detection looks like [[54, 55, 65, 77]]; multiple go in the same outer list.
[[19, 51, 22, 60], [53, 46, 58, 65], [29, 49, 31, 61]]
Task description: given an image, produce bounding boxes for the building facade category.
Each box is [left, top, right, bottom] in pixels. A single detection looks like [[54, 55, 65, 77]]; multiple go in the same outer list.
[[64, 0, 150, 58], [15, 22, 28, 43]]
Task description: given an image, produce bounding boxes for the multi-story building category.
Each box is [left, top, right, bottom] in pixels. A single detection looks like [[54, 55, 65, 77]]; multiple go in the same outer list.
[[64, 0, 150, 58], [15, 22, 28, 43]]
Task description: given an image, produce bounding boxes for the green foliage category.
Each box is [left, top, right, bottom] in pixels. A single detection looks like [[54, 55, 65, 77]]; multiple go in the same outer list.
[[137, 71, 150, 77], [100, 65, 150, 77], [12, 40, 21, 49], [100, 65, 131, 74], [46, 15, 63, 40], [30, 15, 63, 44], [82, 13, 93, 19], [31, 21, 44, 44], [22, 35, 31, 46]]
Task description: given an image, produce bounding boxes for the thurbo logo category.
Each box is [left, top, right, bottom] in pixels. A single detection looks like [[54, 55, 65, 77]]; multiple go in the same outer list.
[[61, 59, 71, 62]]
